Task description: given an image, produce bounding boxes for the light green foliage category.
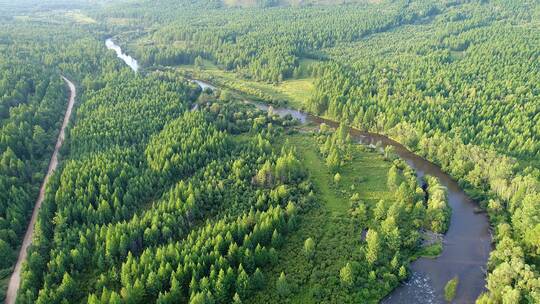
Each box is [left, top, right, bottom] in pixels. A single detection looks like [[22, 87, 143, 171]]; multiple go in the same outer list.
[[233, 292, 242, 304], [424, 176, 451, 233], [7, 0, 540, 303], [444, 277, 459, 302], [387, 165, 399, 190], [398, 266, 407, 280], [304, 237, 315, 259], [339, 263, 354, 287], [334, 172, 342, 185], [365, 229, 380, 265], [255, 148, 306, 188], [194, 56, 204, 69], [319, 123, 353, 173]]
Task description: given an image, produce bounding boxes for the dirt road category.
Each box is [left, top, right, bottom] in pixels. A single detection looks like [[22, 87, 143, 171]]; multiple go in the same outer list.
[[4, 76, 76, 304]]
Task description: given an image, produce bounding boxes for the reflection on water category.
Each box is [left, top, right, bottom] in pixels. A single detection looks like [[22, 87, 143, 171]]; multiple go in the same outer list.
[[192, 79, 216, 91], [191, 80, 307, 123], [105, 39, 139, 72], [248, 101, 308, 124]]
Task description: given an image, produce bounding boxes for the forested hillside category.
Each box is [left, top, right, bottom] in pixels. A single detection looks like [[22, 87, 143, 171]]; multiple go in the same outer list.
[[107, 0, 440, 83], [1, 0, 539, 303]]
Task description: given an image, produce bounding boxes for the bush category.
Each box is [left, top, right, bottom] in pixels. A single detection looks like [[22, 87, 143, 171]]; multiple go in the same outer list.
[[444, 277, 459, 302]]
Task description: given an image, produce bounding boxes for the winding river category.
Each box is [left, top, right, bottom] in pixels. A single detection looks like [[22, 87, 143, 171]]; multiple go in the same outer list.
[[323, 116, 491, 304], [107, 42, 491, 303], [198, 82, 492, 304], [105, 39, 139, 72]]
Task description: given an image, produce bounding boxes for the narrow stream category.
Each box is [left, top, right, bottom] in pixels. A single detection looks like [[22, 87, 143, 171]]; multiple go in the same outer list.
[[192, 79, 216, 91], [105, 38, 139, 72], [106, 43, 491, 303]]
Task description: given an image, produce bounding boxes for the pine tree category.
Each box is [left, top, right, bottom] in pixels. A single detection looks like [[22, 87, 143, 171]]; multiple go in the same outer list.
[[366, 229, 380, 265], [387, 166, 399, 190], [271, 229, 283, 248], [340, 263, 354, 287], [236, 264, 251, 299], [326, 148, 340, 173], [334, 172, 342, 185], [304, 237, 315, 259], [276, 272, 289, 297], [232, 293, 242, 304], [252, 268, 265, 291]]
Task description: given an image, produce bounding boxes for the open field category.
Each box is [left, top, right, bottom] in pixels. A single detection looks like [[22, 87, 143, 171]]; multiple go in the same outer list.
[[291, 133, 393, 213]]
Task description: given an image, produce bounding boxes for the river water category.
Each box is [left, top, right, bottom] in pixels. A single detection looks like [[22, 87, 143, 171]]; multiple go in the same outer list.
[[248, 101, 308, 124], [105, 39, 139, 72], [192, 79, 216, 91], [106, 44, 491, 303]]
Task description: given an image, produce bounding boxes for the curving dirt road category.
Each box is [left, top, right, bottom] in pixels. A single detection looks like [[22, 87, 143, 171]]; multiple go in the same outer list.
[[4, 76, 76, 304]]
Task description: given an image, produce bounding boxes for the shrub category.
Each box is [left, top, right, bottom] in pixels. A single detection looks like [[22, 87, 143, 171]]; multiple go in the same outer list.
[[444, 276, 459, 302]]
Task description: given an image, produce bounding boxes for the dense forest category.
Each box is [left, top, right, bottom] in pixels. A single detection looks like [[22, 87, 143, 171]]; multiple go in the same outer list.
[[102, 0, 539, 301], [0, 0, 538, 303], [16, 71, 447, 302], [17, 72, 309, 303], [0, 17, 127, 299], [0, 29, 67, 294]]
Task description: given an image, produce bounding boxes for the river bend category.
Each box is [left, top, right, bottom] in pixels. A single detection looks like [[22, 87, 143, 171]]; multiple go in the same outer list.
[[107, 42, 491, 303]]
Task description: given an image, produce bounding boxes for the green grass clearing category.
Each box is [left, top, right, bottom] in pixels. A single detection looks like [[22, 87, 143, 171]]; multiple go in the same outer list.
[[289, 133, 393, 214], [166, 58, 316, 107], [250, 133, 397, 303], [276, 79, 314, 109], [64, 11, 97, 24]]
